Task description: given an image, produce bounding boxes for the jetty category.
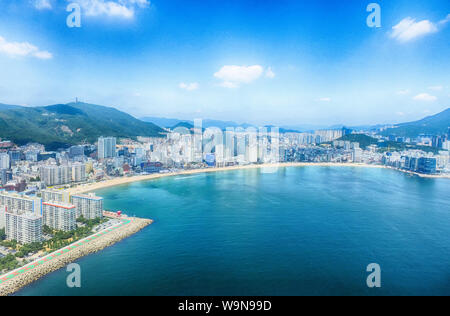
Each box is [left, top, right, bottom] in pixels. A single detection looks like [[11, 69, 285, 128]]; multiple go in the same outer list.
[[0, 215, 152, 296]]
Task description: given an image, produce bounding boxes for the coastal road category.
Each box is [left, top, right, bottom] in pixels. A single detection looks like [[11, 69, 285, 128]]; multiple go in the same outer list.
[[0, 218, 132, 286]]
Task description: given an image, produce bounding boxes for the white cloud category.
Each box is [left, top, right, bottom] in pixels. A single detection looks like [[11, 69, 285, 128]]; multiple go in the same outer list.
[[438, 14, 450, 26], [413, 93, 437, 102], [391, 17, 438, 42], [397, 89, 410, 95], [179, 82, 199, 91], [391, 14, 450, 42], [317, 97, 332, 102], [34, 0, 52, 10], [214, 65, 264, 88], [396, 111, 405, 116], [75, 0, 150, 19], [0, 36, 52, 59], [265, 67, 275, 79], [428, 85, 443, 91]]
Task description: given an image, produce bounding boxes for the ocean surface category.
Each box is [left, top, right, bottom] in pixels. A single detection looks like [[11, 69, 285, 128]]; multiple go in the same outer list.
[[17, 166, 450, 296]]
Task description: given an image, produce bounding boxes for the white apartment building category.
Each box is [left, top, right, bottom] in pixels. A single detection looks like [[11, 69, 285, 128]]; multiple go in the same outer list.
[[0, 205, 6, 229], [5, 210, 43, 244], [443, 141, 450, 151], [98, 137, 117, 160], [72, 163, 86, 183], [43, 202, 76, 232], [41, 189, 70, 204], [71, 193, 103, 219], [352, 148, 363, 163], [0, 152, 10, 169], [0, 191, 42, 216], [40, 165, 72, 186]]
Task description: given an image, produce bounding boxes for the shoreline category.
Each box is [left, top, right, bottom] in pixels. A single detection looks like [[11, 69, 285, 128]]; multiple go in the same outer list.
[[69, 162, 450, 194], [0, 215, 153, 296]]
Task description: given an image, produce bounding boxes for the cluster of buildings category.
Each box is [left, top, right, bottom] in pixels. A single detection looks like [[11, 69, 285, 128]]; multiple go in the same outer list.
[[386, 128, 450, 151], [0, 190, 103, 245], [0, 123, 449, 245]]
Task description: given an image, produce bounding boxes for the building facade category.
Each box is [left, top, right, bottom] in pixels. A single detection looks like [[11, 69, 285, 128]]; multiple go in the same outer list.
[[98, 137, 117, 160], [40, 165, 72, 186], [71, 193, 103, 219], [5, 210, 43, 244], [0, 152, 10, 169], [0, 192, 42, 216], [41, 189, 70, 204], [43, 202, 77, 232], [72, 163, 86, 183]]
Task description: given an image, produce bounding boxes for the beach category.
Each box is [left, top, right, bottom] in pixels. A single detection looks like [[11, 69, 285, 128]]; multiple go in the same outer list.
[[69, 162, 450, 194], [0, 215, 153, 296]]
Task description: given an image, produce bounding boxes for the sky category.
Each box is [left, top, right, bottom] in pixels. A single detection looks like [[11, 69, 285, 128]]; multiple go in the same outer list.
[[0, 0, 449, 127]]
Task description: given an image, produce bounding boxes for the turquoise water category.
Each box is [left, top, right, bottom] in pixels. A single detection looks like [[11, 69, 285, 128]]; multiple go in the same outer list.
[[17, 167, 450, 295]]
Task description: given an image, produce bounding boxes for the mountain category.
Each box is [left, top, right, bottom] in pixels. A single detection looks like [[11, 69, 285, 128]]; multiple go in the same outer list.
[[381, 108, 450, 137], [0, 103, 22, 111], [0, 102, 164, 150], [141, 116, 254, 130], [171, 122, 195, 133], [140, 116, 189, 128], [337, 134, 379, 149]]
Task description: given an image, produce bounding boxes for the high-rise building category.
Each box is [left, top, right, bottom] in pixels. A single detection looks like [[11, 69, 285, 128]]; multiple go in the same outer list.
[[352, 148, 363, 163], [443, 141, 450, 151], [41, 189, 70, 204], [8, 150, 21, 165], [98, 137, 117, 159], [43, 202, 76, 232], [72, 163, 86, 182], [0, 152, 10, 169], [71, 193, 103, 219], [0, 168, 10, 185], [0, 192, 42, 216], [0, 205, 6, 229], [40, 165, 72, 186], [417, 157, 437, 174], [68, 145, 85, 158], [432, 136, 443, 148], [5, 210, 43, 244]]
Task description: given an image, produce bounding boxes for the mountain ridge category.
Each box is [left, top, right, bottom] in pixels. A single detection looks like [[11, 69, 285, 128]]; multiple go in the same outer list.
[[0, 102, 164, 150], [381, 108, 450, 137]]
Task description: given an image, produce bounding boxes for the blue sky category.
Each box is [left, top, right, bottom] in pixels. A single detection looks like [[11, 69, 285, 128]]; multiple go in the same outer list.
[[0, 0, 449, 126]]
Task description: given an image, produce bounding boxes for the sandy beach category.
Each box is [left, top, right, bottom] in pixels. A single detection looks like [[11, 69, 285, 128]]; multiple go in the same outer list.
[[69, 162, 449, 194]]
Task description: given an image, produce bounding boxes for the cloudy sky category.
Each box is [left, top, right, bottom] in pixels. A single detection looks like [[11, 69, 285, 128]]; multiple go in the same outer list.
[[0, 0, 449, 126]]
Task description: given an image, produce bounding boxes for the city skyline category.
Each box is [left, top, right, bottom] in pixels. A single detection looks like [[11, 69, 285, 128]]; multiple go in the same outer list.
[[0, 0, 449, 126]]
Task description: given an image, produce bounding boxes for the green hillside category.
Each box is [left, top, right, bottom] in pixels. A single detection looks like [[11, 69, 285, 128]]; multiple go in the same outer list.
[[0, 102, 165, 150], [337, 134, 378, 149], [381, 108, 450, 137], [336, 134, 440, 153]]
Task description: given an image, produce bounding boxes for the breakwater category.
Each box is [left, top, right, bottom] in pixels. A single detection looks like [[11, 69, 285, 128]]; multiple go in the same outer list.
[[0, 216, 152, 296]]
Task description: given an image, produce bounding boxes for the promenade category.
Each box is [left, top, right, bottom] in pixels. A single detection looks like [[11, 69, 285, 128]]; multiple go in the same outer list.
[[0, 215, 153, 296]]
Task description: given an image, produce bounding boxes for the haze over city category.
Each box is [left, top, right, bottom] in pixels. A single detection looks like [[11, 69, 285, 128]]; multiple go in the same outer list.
[[0, 0, 449, 126]]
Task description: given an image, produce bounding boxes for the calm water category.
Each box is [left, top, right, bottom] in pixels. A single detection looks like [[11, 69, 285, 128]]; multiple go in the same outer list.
[[17, 167, 450, 296]]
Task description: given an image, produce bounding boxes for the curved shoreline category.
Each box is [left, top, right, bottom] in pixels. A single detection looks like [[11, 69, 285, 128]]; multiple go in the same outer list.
[[69, 162, 449, 194], [0, 216, 153, 296]]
